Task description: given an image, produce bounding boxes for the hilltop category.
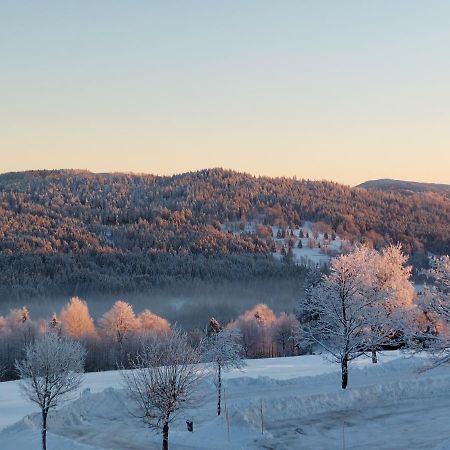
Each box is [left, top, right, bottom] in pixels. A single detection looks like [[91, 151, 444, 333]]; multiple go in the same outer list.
[[358, 178, 450, 196]]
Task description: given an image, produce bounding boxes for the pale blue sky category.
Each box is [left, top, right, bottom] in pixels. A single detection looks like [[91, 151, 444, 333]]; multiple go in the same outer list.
[[1, 1, 449, 185]]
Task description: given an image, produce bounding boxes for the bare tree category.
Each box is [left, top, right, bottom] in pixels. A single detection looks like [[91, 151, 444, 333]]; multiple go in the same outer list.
[[15, 333, 86, 450], [203, 323, 245, 416], [122, 328, 206, 450]]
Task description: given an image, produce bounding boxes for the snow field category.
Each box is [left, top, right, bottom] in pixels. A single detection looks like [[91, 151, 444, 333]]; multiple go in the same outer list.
[[1, 352, 450, 449]]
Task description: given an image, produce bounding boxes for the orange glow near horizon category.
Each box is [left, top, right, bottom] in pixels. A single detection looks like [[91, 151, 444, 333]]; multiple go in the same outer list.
[[1, 2, 450, 185], [1, 143, 449, 186]]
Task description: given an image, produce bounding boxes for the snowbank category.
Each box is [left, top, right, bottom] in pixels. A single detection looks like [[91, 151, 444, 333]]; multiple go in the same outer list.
[[2, 352, 450, 449]]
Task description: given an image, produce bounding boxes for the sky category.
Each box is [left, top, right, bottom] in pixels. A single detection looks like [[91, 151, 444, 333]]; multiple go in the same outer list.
[[1, 1, 450, 186]]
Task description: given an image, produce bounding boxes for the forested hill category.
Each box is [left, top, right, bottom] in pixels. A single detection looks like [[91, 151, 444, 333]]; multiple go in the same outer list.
[[0, 169, 449, 299], [1, 169, 449, 255], [358, 179, 450, 196]]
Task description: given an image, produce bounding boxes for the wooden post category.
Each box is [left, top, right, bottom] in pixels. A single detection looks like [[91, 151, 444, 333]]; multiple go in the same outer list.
[[260, 399, 264, 435], [342, 421, 346, 450], [224, 388, 230, 442]]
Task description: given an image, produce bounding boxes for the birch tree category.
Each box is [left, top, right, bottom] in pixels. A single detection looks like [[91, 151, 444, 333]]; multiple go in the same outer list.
[[15, 333, 86, 450]]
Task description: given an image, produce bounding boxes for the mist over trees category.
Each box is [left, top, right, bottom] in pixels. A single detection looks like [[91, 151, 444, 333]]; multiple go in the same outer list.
[[0, 295, 303, 381], [2, 248, 450, 404], [0, 252, 308, 302]]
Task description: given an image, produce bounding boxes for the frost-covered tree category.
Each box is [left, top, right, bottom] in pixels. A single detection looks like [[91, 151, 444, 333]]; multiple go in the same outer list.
[[229, 304, 276, 357], [10, 306, 29, 324], [272, 313, 301, 357], [99, 300, 138, 345], [59, 297, 97, 339], [234, 318, 260, 357], [6, 306, 35, 344], [15, 333, 86, 450], [368, 244, 416, 362], [207, 317, 221, 336], [203, 321, 245, 415], [137, 309, 171, 336], [48, 314, 61, 333], [418, 256, 450, 365], [0, 307, 38, 377], [99, 300, 140, 366], [300, 246, 387, 388], [122, 328, 205, 450], [0, 315, 6, 334]]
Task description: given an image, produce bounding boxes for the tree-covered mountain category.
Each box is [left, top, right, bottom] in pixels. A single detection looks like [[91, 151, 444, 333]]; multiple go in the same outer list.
[[0, 169, 449, 299], [358, 178, 450, 196]]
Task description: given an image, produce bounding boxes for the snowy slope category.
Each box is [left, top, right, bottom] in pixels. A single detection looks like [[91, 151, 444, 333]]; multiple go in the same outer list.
[[1, 352, 450, 449], [271, 221, 346, 266], [222, 220, 346, 266]]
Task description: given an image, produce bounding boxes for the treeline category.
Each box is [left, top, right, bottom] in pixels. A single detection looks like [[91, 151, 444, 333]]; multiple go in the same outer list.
[[2, 248, 450, 388], [0, 298, 300, 381]]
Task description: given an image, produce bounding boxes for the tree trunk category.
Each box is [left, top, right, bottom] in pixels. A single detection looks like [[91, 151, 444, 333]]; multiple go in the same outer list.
[[371, 349, 378, 364], [162, 421, 169, 450], [341, 356, 348, 389], [42, 409, 48, 450], [217, 362, 222, 416]]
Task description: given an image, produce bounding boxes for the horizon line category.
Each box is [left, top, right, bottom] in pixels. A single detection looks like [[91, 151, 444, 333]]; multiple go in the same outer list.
[[1, 167, 449, 188]]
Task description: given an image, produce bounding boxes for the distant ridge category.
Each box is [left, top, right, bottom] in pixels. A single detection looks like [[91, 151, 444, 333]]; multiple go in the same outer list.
[[358, 179, 450, 195]]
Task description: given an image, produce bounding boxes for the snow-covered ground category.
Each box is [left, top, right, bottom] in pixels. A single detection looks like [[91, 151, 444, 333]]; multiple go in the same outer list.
[[221, 220, 346, 266], [271, 221, 346, 266], [1, 352, 450, 449]]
